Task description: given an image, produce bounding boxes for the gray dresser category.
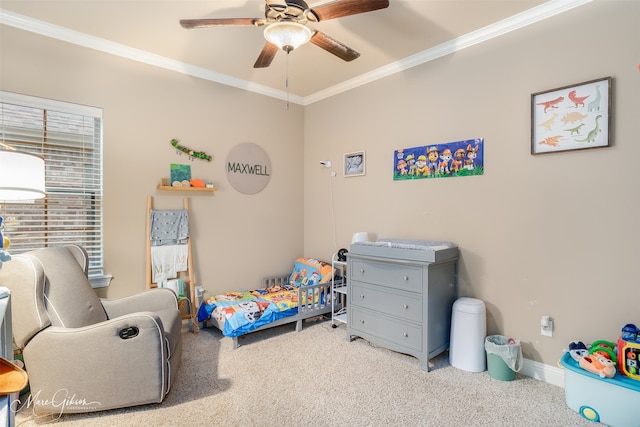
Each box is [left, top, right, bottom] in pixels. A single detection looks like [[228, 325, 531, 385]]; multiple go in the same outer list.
[[347, 240, 458, 371]]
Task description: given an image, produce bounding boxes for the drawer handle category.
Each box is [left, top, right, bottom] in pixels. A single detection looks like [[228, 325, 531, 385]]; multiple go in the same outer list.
[[403, 275, 409, 281], [360, 320, 365, 324], [402, 304, 408, 309], [403, 332, 408, 337], [360, 268, 365, 274], [360, 294, 365, 299]]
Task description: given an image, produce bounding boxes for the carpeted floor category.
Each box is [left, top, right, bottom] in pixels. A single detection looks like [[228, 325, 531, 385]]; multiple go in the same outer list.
[[15, 317, 592, 426]]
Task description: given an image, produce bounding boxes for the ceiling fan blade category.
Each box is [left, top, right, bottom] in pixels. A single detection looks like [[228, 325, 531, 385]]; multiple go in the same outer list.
[[253, 42, 279, 68], [310, 31, 360, 62], [309, 0, 389, 22], [179, 18, 264, 29]]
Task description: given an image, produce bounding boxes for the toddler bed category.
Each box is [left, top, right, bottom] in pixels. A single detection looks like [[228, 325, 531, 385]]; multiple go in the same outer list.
[[197, 257, 333, 348]]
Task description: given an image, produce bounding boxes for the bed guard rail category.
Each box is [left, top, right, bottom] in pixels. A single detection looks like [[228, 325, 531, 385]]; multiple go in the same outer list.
[[261, 273, 331, 314]]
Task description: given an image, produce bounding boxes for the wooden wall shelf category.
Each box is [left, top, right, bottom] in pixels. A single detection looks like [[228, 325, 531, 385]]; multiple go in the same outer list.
[[157, 185, 216, 192]]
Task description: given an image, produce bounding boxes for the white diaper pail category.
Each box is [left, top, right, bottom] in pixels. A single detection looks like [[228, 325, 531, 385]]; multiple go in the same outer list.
[[449, 297, 487, 372]]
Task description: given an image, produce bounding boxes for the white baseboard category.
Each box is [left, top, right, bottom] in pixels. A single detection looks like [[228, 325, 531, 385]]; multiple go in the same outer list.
[[521, 357, 565, 387]]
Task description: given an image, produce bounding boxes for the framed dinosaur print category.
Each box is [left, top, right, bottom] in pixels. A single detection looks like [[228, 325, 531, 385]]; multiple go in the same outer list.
[[531, 76, 611, 155]]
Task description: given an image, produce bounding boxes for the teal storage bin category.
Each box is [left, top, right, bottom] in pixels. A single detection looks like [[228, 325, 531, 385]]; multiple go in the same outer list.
[[561, 351, 640, 426]]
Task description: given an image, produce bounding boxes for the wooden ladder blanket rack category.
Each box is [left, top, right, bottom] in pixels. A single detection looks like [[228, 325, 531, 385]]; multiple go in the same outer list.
[[146, 196, 199, 334]]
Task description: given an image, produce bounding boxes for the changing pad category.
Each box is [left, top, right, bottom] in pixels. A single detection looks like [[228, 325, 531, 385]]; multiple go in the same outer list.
[[350, 238, 458, 263]]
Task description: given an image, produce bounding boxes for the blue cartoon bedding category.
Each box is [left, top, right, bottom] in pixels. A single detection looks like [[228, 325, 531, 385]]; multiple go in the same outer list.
[[197, 258, 333, 337]]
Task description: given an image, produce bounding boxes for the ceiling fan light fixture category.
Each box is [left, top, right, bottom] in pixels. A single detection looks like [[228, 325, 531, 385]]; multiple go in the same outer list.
[[264, 21, 312, 53]]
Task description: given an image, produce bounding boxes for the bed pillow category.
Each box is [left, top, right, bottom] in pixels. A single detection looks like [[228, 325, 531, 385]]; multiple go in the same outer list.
[[289, 258, 333, 287]]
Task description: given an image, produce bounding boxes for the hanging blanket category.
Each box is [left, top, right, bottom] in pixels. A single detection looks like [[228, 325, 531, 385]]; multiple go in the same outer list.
[[149, 209, 189, 246]]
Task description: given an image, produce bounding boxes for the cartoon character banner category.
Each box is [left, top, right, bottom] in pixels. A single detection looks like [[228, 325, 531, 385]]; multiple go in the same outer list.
[[393, 138, 484, 180]]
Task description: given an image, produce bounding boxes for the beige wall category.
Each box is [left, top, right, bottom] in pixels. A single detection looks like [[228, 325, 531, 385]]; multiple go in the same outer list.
[[0, 26, 305, 299], [1, 1, 638, 367], [304, 0, 639, 365]]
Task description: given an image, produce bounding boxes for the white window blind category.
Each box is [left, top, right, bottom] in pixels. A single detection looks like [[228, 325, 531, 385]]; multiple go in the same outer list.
[[0, 91, 108, 286]]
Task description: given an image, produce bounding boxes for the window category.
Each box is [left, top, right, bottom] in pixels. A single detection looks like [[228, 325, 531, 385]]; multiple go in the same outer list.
[[0, 91, 109, 287]]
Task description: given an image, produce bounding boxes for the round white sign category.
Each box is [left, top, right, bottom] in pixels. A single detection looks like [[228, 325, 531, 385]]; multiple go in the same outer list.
[[225, 142, 271, 194]]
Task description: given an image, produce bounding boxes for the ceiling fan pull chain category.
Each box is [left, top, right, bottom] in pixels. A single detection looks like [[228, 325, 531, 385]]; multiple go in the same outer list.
[[285, 52, 290, 110]]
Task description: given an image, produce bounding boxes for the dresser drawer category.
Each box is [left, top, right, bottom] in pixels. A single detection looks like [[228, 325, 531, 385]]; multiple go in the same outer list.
[[351, 307, 422, 352], [350, 259, 422, 292], [351, 281, 422, 323]]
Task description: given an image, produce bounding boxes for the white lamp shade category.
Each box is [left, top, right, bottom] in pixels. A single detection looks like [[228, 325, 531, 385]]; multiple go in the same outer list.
[[0, 150, 46, 201], [264, 22, 312, 51]]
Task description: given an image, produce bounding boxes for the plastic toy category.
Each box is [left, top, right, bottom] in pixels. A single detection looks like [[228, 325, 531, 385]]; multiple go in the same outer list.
[[579, 353, 616, 378], [617, 324, 640, 380], [589, 339, 617, 363], [567, 341, 589, 363], [621, 323, 640, 342], [565, 339, 617, 378]]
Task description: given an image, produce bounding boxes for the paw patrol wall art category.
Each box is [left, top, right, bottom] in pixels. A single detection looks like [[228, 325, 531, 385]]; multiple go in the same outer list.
[[394, 138, 484, 181]]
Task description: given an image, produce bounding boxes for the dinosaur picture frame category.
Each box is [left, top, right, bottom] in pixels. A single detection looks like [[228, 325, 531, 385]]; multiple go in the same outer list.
[[531, 76, 611, 155]]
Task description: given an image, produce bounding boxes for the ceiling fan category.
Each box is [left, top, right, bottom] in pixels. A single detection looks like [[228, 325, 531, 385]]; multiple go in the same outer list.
[[179, 0, 390, 68]]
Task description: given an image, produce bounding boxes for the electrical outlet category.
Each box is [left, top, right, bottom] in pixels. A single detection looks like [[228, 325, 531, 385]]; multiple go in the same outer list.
[[195, 286, 204, 298], [541, 315, 553, 337]]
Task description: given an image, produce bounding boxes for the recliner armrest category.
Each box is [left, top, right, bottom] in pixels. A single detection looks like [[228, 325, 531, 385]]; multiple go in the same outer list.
[[101, 288, 178, 319], [23, 312, 170, 414]]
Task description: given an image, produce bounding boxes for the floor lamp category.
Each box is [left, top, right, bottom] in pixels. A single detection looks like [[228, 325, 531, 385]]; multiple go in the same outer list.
[[0, 150, 46, 267], [0, 149, 40, 399]]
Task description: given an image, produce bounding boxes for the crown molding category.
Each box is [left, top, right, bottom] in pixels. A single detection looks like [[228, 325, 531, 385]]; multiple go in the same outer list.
[[1, 0, 590, 106], [304, 0, 592, 105], [0, 9, 302, 105]]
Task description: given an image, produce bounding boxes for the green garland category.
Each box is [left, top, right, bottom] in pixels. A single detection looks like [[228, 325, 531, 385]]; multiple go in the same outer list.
[[170, 139, 212, 161]]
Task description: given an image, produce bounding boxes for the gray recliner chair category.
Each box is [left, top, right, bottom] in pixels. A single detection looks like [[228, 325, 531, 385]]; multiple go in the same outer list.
[[0, 244, 182, 415]]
